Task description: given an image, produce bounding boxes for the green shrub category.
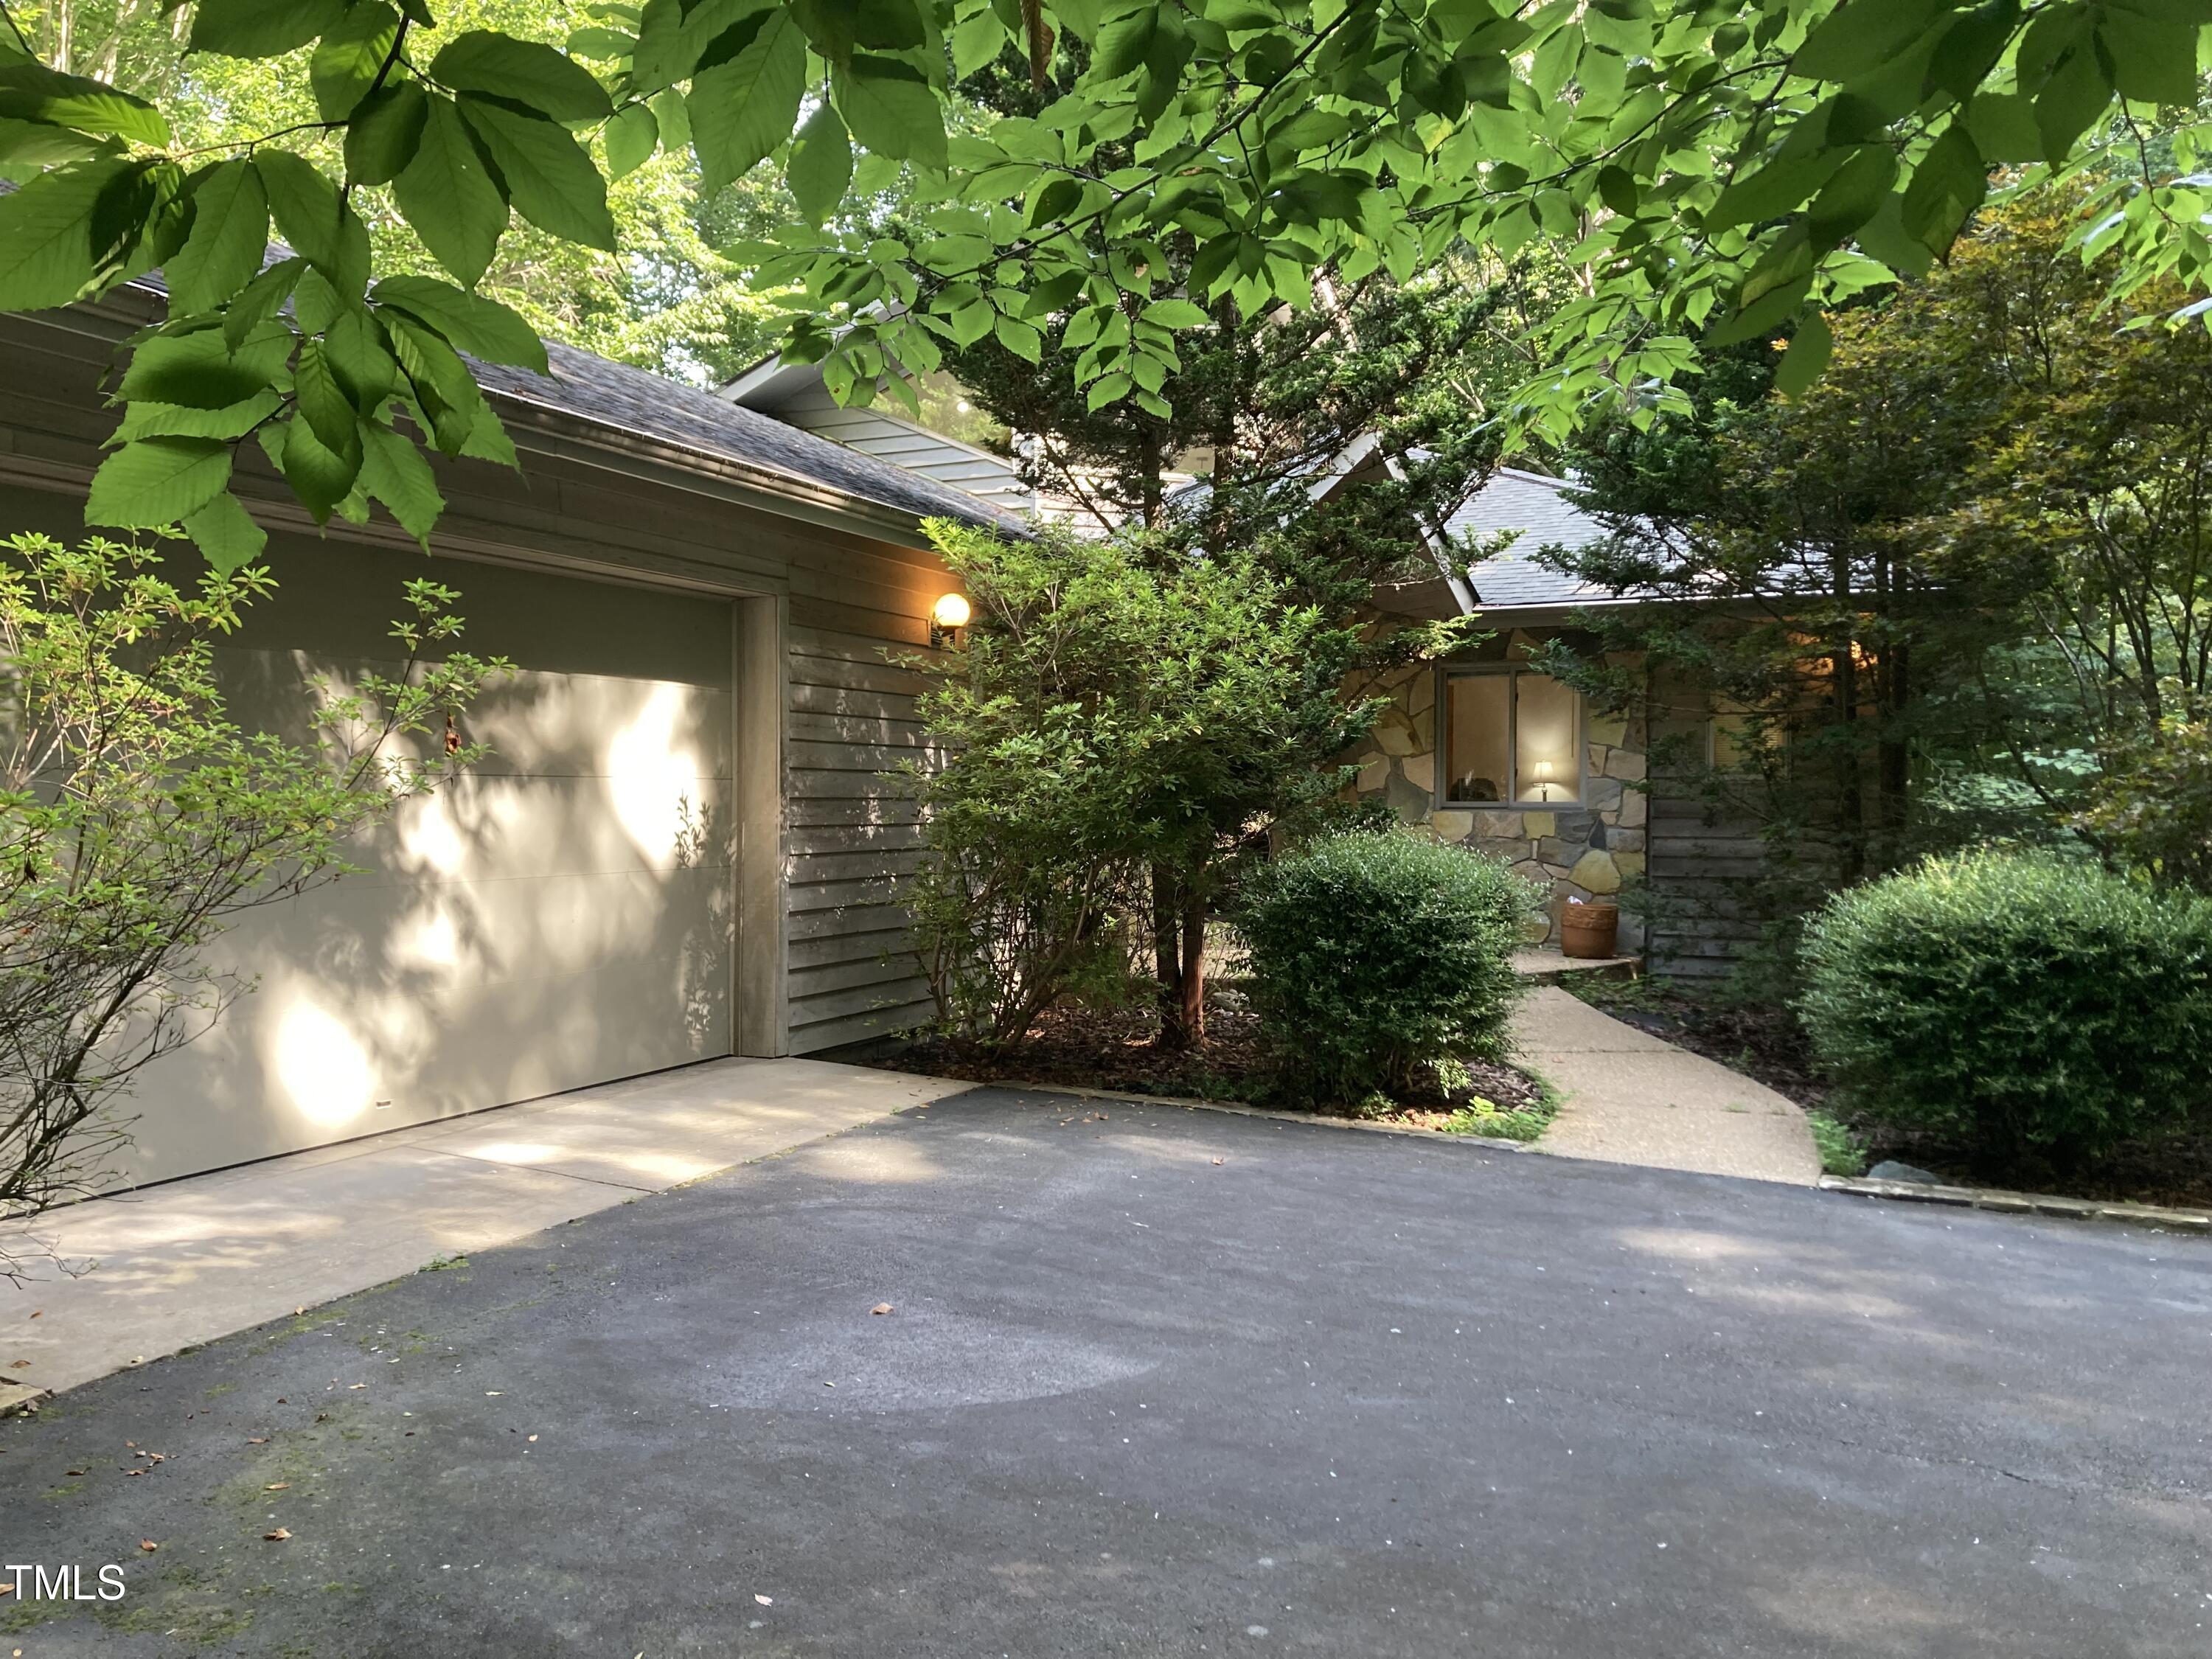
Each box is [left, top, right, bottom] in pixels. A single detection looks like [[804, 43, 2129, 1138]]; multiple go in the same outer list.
[[1235, 830, 1538, 1102], [1797, 850, 2212, 1164]]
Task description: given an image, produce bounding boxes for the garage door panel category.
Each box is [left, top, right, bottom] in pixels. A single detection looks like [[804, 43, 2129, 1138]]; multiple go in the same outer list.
[[105, 539, 742, 1187]]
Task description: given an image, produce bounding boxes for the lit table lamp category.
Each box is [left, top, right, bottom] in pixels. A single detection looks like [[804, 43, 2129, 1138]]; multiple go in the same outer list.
[[1531, 759, 1556, 801]]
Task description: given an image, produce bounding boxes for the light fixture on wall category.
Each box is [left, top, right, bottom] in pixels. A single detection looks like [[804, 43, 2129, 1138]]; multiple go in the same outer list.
[[930, 591, 972, 650]]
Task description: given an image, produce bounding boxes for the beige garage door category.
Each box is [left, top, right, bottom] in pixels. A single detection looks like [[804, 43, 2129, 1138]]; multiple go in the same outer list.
[[121, 534, 737, 1186]]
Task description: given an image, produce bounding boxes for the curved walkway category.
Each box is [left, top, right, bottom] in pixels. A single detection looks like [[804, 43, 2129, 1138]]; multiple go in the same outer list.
[[1513, 986, 1821, 1185]]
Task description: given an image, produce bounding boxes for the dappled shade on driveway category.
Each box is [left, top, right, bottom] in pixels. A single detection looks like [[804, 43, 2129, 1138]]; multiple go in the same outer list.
[[1, 1090, 2205, 1655]]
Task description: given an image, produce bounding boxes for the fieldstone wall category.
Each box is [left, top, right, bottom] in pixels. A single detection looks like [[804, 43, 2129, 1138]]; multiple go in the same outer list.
[[1343, 651, 1649, 950]]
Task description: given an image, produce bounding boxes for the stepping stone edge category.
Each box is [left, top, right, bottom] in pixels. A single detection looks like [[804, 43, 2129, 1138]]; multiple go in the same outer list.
[[1820, 1175, 2212, 1233]]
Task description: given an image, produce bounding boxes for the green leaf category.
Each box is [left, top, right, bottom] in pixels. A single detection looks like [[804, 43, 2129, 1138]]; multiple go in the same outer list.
[[188, 0, 347, 59], [2034, 37, 2112, 164], [1773, 313, 1833, 397], [345, 80, 428, 184], [1085, 369, 1133, 410], [392, 97, 509, 288], [2097, 13, 2199, 105], [837, 54, 946, 167], [1141, 297, 1210, 328], [113, 389, 282, 442], [0, 61, 168, 145], [181, 490, 267, 574], [1794, 0, 1943, 81], [1964, 90, 2041, 163], [372, 274, 549, 372], [293, 337, 361, 457], [993, 313, 1043, 360], [605, 101, 658, 178], [323, 308, 400, 407], [279, 414, 362, 522], [1705, 151, 1846, 231], [689, 9, 805, 193], [85, 437, 232, 528], [429, 29, 613, 120], [0, 158, 126, 310], [786, 99, 852, 226], [459, 97, 616, 249], [254, 150, 344, 272], [633, 0, 771, 87], [1899, 123, 1985, 254], [950, 9, 1008, 77], [118, 328, 279, 408], [223, 256, 305, 350], [1806, 146, 1899, 247], [1093, 7, 1158, 78], [387, 311, 502, 456], [165, 159, 268, 314], [311, 0, 400, 122], [0, 115, 114, 166], [359, 422, 445, 549]]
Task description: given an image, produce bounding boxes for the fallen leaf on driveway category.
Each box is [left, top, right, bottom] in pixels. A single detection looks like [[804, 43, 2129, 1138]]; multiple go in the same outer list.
[[8, 1360, 28, 1368], [1211, 1158, 1224, 1166], [348, 1383, 366, 1391], [265, 1483, 289, 1492], [64, 1469, 83, 1476], [526, 1435, 538, 1443], [871, 1303, 894, 1315], [247, 1437, 267, 1445], [754, 1594, 773, 1606], [138, 1540, 158, 1553], [262, 1528, 291, 1542]]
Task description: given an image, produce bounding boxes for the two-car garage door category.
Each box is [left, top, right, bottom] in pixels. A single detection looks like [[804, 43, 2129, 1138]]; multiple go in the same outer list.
[[122, 530, 740, 1187]]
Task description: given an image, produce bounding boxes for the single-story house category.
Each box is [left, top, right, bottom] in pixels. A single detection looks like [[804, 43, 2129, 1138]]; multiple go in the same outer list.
[[719, 352, 1767, 982], [2, 281, 1001, 1188]]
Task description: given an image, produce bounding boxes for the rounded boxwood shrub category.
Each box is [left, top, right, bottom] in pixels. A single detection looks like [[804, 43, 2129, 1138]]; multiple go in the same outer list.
[[1797, 850, 2212, 1164], [1234, 830, 1538, 1102]]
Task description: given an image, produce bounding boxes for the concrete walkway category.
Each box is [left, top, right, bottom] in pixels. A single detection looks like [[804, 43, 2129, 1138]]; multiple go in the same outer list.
[[0, 1058, 973, 1400], [1514, 986, 1820, 1185]]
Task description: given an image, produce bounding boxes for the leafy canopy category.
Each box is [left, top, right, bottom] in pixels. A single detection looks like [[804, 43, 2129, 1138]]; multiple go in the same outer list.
[[2, 0, 2209, 565]]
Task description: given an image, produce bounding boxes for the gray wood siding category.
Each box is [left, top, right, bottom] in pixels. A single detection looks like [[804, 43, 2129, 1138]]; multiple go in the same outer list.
[[783, 624, 938, 1051], [774, 387, 1035, 515]]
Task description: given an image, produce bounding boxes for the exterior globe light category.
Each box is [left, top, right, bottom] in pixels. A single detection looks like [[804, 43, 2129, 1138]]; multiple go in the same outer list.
[[930, 591, 971, 650]]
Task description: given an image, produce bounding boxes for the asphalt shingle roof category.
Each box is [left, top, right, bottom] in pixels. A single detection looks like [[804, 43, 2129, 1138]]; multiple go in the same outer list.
[[1442, 467, 1622, 611], [470, 343, 1018, 531]]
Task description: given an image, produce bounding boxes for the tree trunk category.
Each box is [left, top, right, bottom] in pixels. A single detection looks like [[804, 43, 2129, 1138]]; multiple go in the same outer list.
[[1178, 882, 1207, 1044], [1152, 861, 1188, 1049]]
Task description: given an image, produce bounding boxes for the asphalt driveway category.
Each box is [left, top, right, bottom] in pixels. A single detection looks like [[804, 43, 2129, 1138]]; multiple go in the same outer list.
[[1, 1088, 2208, 1657]]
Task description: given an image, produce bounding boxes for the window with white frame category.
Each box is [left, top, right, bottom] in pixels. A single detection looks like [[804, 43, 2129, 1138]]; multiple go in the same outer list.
[[1441, 669, 1583, 806]]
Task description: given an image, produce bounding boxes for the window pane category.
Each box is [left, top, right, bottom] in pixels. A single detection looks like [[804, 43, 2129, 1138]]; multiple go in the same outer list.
[[1445, 675, 1510, 803], [1515, 673, 1580, 804]]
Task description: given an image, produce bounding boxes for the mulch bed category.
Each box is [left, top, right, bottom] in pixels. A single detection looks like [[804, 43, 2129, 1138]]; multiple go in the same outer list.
[[872, 992, 1548, 1133], [1567, 976, 2212, 1210]]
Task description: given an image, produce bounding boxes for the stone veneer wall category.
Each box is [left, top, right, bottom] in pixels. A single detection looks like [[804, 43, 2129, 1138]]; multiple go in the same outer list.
[[1343, 650, 1649, 951]]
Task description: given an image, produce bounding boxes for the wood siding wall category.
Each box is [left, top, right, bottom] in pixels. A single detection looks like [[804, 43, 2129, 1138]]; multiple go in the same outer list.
[[782, 623, 937, 1052], [1642, 794, 1771, 981], [772, 386, 1034, 516]]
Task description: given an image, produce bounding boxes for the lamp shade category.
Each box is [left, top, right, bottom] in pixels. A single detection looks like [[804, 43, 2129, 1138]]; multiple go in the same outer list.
[[931, 592, 972, 630]]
